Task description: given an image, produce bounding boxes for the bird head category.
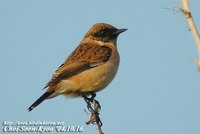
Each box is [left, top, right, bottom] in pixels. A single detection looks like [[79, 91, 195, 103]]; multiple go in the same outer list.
[[84, 23, 127, 44]]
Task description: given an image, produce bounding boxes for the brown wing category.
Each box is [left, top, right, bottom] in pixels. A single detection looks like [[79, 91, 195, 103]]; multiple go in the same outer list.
[[44, 43, 112, 89]]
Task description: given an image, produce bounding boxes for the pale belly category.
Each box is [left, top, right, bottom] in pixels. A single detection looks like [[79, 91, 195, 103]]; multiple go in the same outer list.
[[75, 59, 119, 93], [57, 54, 120, 96]]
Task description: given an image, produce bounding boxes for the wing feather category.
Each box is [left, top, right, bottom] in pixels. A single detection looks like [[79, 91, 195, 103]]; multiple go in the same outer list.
[[44, 43, 112, 89]]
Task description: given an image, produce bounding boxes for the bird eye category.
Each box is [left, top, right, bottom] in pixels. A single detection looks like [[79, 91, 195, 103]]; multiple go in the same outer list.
[[95, 29, 109, 37], [100, 30, 106, 35]]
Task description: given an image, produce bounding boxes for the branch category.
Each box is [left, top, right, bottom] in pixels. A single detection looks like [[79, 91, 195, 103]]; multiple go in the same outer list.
[[82, 93, 103, 134], [179, 0, 200, 71]]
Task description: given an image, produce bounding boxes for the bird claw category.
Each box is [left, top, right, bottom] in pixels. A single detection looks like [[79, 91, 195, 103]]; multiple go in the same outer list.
[[81, 93, 101, 112]]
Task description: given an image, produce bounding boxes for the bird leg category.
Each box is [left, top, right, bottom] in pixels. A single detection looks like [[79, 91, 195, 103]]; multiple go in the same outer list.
[[82, 93, 96, 102], [81, 93, 101, 112]]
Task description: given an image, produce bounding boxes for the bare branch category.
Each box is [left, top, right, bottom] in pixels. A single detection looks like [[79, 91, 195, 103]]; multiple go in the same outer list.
[[82, 94, 104, 134], [179, 0, 200, 71]]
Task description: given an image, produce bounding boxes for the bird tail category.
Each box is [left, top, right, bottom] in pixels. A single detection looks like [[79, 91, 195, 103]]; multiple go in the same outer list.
[[27, 91, 54, 112]]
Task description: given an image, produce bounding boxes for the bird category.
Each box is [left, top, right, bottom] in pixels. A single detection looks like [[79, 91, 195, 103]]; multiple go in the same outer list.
[[27, 23, 127, 112]]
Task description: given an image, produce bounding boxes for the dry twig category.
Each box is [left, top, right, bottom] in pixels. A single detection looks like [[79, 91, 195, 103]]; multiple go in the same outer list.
[[178, 0, 200, 71], [82, 93, 103, 134]]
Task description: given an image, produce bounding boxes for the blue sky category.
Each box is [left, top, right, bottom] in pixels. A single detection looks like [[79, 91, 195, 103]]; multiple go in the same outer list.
[[1, 0, 200, 134]]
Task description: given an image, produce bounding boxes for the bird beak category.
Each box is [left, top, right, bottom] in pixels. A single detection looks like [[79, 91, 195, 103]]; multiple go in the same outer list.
[[114, 28, 128, 35]]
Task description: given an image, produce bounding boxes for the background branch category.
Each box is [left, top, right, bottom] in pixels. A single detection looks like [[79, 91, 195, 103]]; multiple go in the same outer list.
[[179, 0, 200, 71]]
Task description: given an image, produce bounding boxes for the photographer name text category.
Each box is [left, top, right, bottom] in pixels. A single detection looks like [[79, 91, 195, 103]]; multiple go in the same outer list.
[[2, 121, 84, 133]]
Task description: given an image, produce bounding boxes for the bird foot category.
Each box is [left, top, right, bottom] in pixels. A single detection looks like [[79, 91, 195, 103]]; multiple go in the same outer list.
[[82, 93, 103, 128], [82, 93, 101, 112]]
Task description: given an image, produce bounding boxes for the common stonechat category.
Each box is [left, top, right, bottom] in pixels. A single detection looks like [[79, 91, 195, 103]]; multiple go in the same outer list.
[[28, 23, 127, 111]]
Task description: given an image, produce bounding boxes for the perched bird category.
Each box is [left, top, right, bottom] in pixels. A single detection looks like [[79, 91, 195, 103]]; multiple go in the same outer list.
[[27, 23, 127, 111]]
